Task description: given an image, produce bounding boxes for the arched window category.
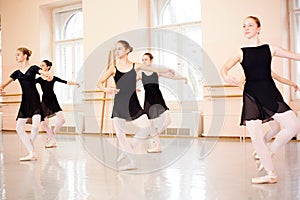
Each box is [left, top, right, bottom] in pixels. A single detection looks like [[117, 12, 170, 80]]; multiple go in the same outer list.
[[151, 0, 203, 101], [54, 6, 83, 104], [63, 12, 83, 40], [161, 0, 201, 25]]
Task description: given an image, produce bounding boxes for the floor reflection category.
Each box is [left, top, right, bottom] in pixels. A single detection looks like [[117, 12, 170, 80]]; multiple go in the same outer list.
[[0, 133, 300, 200], [0, 134, 6, 200]]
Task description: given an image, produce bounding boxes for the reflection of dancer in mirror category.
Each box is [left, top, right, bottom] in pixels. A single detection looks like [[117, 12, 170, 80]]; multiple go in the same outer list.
[[137, 53, 188, 153], [36, 60, 80, 148], [97, 40, 174, 170], [221, 16, 300, 184], [0, 47, 52, 161]]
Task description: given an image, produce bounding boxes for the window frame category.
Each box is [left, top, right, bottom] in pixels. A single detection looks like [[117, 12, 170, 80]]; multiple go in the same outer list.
[[53, 4, 83, 104], [150, 0, 203, 101]]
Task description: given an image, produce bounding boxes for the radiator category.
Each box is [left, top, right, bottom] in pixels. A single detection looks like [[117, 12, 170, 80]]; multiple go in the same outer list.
[[49, 112, 84, 134]]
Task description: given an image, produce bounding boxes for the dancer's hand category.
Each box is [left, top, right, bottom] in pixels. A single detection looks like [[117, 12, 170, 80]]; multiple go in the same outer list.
[[183, 77, 188, 84], [0, 85, 5, 95], [223, 75, 241, 86], [292, 83, 300, 92], [168, 69, 175, 77], [104, 87, 120, 94]]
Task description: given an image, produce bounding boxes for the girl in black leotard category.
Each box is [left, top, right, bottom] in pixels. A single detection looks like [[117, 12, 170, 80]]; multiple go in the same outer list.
[[239, 72, 300, 161], [221, 16, 300, 184], [97, 40, 174, 170], [0, 47, 52, 161], [138, 53, 187, 153], [36, 60, 80, 148]]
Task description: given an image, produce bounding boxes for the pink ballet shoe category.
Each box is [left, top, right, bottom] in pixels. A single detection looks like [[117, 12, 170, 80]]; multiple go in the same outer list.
[[45, 142, 57, 148], [251, 171, 278, 184], [252, 151, 260, 160], [19, 152, 37, 161], [118, 161, 137, 171], [147, 145, 162, 153]]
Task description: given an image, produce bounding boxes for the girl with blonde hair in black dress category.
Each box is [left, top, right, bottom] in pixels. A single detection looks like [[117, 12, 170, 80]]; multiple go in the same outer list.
[[0, 47, 52, 161]]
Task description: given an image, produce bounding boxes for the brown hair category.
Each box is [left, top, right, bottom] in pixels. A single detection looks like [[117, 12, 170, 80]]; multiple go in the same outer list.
[[246, 16, 261, 27], [42, 60, 53, 69], [117, 40, 133, 53], [17, 47, 32, 60], [143, 52, 154, 60]]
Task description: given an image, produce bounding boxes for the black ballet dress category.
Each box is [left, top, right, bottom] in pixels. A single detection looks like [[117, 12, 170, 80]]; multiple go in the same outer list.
[[240, 44, 291, 125], [10, 65, 44, 120], [111, 64, 145, 121], [141, 72, 169, 119], [36, 76, 67, 118]]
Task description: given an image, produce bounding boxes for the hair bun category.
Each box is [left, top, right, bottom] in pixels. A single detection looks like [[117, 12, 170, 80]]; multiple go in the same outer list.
[[28, 49, 32, 56]]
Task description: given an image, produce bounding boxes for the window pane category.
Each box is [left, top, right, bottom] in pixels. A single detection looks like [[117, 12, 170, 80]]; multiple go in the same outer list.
[[295, 13, 300, 98], [55, 9, 82, 41], [63, 12, 83, 40], [55, 44, 73, 103], [162, 0, 201, 25], [0, 28, 2, 84], [296, 0, 300, 8]]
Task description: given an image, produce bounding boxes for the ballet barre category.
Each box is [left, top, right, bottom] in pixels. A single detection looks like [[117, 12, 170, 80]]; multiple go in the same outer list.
[[83, 89, 114, 135]]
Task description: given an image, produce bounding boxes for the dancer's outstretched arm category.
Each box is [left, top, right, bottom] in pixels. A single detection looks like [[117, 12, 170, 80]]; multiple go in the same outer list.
[[271, 71, 299, 92]]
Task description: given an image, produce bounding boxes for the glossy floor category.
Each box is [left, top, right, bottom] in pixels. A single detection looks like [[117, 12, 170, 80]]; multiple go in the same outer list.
[[0, 132, 299, 200]]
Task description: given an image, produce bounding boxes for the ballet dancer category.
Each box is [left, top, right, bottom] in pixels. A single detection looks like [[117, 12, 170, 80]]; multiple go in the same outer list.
[[97, 40, 174, 170], [0, 47, 52, 161], [36, 60, 80, 148], [138, 52, 187, 153], [238, 72, 299, 160], [220, 16, 300, 184]]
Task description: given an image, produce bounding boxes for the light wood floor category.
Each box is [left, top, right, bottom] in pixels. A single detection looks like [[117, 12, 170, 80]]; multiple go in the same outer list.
[[0, 132, 299, 200]]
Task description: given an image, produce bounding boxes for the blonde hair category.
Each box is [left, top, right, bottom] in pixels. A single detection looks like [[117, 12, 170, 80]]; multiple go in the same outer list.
[[17, 47, 32, 60]]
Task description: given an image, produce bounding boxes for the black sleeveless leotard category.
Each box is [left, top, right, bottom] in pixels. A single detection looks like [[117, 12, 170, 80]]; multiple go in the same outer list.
[[111, 64, 145, 121], [240, 44, 291, 125], [36, 76, 67, 118], [10, 65, 44, 120], [141, 72, 169, 119]]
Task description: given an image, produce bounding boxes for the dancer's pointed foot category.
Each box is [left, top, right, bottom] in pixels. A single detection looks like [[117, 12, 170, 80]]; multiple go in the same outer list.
[[45, 142, 57, 148], [118, 161, 137, 171], [251, 171, 278, 184], [252, 151, 260, 160], [147, 145, 162, 153], [19, 152, 37, 161]]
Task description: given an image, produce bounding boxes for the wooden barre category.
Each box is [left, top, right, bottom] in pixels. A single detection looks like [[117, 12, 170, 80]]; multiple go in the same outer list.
[[83, 98, 113, 101], [82, 90, 104, 93], [0, 93, 22, 97], [203, 85, 239, 88], [204, 94, 242, 98]]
